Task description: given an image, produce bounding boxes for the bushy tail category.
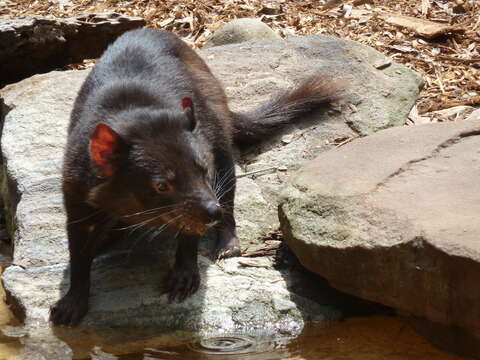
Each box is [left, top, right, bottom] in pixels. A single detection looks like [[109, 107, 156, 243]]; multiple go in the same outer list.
[[232, 76, 343, 152]]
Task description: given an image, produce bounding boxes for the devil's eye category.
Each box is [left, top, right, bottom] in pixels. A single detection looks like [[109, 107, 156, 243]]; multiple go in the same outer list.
[[153, 181, 172, 193]]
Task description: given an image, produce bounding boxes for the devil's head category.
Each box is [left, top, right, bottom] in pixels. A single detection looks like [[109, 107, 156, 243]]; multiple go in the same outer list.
[[86, 97, 224, 235]]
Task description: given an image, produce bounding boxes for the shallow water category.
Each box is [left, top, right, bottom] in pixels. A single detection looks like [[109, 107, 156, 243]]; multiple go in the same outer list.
[[76, 316, 461, 360], [0, 266, 463, 360], [0, 298, 463, 360]]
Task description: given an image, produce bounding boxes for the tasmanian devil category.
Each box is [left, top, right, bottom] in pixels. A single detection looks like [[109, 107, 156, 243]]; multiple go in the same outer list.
[[49, 28, 342, 326]]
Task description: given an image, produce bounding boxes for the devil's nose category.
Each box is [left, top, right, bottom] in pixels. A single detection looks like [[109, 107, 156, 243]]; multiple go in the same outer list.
[[205, 201, 222, 222]]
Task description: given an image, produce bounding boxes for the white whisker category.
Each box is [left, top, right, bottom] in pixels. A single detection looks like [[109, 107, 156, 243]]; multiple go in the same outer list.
[[122, 203, 182, 218]]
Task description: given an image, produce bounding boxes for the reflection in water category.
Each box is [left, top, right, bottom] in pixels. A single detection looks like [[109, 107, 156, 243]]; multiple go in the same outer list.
[[189, 335, 257, 354], [0, 305, 466, 360], [291, 317, 463, 360], [95, 316, 462, 360], [99, 332, 294, 360], [187, 333, 293, 359], [0, 265, 464, 360]]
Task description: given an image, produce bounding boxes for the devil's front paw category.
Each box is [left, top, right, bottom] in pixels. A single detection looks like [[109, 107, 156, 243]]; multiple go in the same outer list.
[[214, 234, 241, 260], [161, 265, 200, 303], [50, 292, 89, 326]]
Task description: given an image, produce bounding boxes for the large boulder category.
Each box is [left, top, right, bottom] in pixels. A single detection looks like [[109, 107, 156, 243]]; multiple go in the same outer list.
[[204, 34, 423, 238], [0, 35, 421, 358], [279, 111, 480, 358], [204, 18, 280, 48], [0, 13, 145, 85]]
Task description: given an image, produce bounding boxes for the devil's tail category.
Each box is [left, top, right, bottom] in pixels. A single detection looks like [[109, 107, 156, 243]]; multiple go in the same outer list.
[[232, 76, 343, 152]]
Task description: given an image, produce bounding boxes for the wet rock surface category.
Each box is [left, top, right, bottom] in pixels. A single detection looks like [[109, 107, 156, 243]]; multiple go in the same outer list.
[[0, 35, 421, 357], [3, 253, 345, 359], [280, 111, 480, 358], [0, 13, 145, 85]]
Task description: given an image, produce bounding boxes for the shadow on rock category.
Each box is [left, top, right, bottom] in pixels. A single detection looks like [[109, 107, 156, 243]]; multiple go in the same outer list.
[[273, 241, 393, 323]]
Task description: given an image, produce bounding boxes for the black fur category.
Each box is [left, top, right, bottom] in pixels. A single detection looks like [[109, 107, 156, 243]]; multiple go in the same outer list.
[[50, 28, 341, 326], [232, 77, 342, 151]]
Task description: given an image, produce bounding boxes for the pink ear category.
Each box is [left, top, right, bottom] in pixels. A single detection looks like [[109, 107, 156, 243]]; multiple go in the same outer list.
[[181, 97, 196, 131], [90, 123, 121, 177], [182, 97, 192, 109]]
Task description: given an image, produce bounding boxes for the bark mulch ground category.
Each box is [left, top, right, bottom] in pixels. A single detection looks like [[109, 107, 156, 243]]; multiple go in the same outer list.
[[2, 0, 479, 123]]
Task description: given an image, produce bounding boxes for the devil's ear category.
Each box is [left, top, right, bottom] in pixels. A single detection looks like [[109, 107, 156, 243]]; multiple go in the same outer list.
[[182, 97, 196, 131], [90, 123, 125, 177]]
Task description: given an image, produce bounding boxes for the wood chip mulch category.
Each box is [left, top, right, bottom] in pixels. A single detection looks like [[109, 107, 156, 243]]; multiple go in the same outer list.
[[2, 0, 479, 123]]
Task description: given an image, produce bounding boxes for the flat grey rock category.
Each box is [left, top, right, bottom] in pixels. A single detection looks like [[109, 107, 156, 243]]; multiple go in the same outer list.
[[3, 253, 341, 359], [4, 252, 336, 329], [204, 35, 422, 232], [0, 35, 421, 356], [279, 111, 480, 358], [0, 13, 145, 85]]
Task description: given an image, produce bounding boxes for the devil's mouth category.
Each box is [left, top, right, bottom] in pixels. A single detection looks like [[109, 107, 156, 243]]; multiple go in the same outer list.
[[126, 212, 218, 236], [204, 220, 219, 229], [177, 217, 220, 235]]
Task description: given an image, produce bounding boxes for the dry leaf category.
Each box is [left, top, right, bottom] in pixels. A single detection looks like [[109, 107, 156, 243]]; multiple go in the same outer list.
[[408, 105, 431, 124], [2, 0, 478, 122]]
